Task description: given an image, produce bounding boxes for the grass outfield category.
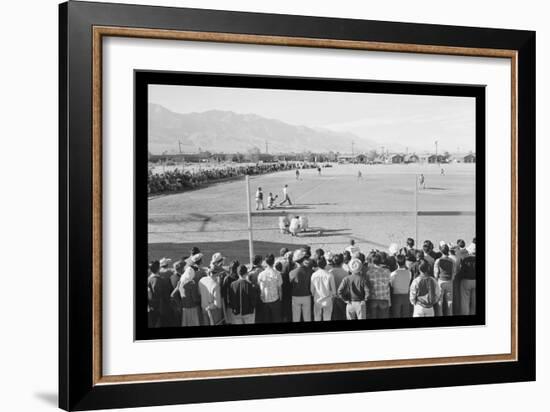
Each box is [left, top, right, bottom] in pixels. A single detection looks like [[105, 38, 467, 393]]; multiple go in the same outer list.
[[148, 163, 475, 263]]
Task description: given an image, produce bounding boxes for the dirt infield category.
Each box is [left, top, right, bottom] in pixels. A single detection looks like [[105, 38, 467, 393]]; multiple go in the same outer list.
[[148, 163, 475, 262]]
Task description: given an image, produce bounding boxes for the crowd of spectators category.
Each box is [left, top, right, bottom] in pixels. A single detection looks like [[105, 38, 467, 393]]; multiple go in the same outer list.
[[148, 162, 317, 195], [147, 236, 476, 327]]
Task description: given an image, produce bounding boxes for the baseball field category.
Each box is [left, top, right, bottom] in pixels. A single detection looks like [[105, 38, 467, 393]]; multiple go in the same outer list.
[[148, 163, 475, 263]]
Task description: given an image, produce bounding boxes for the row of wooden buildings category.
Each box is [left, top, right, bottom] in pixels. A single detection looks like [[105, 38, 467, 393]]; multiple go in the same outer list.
[[149, 151, 476, 165], [338, 152, 476, 164]]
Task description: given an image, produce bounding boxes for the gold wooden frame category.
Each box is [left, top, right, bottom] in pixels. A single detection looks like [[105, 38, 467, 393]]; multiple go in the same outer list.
[[91, 26, 518, 386]]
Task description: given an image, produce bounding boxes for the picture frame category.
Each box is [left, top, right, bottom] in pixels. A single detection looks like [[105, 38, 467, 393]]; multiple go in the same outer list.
[[59, 1, 535, 410]]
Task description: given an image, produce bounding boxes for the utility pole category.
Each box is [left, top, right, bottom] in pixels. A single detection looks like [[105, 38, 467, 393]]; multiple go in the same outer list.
[[435, 140, 438, 156], [265, 140, 268, 154], [178, 140, 183, 154], [245, 175, 254, 266], [351, 140, 355, 157]]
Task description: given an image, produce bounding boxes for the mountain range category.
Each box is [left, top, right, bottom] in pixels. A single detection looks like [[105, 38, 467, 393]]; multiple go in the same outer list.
[[148, 103, 379, 154]]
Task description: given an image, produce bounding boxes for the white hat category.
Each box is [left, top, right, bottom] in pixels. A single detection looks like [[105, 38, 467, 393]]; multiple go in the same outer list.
[[159, 257, 172, 267], [185, 253, 203, 265], [349, 258, 363, 274], [293, 249, 306, 261], [439, 240, 448, 248], [210, 252, 225, 265], [388, 243, 399, 255], [467, 243, 476, 255]]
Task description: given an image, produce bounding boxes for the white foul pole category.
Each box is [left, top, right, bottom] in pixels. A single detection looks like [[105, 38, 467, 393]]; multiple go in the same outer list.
[[414, 174, 419, 247], [245, 175, 254, 266]]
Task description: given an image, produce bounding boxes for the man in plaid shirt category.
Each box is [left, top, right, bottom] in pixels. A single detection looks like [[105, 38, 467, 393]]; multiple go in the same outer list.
[[366, 253, 391, 319]]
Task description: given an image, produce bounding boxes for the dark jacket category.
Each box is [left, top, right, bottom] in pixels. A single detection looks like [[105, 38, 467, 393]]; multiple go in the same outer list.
[[147, 274, 172, 321], [459, 256, 476, 280], [228, 278, 258, 315], [435, 256, 454, 281], [337, 274, 370, 302], [289, 266, 312, 296], [410, 275, 439, 308], [221, 273, 239, 307]]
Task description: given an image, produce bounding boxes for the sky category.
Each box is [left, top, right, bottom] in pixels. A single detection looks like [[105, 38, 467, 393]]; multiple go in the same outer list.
[[149, 84, 476, 153]]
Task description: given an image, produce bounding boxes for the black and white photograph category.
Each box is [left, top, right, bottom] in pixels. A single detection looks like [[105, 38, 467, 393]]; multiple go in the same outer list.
[[137, 72, 483, 338], [49, 1, 536, 410]]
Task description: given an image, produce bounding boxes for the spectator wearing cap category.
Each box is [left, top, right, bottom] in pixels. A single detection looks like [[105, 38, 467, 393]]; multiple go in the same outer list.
[[365, 253, 391, 319], [209, 252, 227, 280], [198, 255, 223, 326], [177, 260, 201, 327], [159, 257, 179, 326], [310, 256, 336, 321], [345, 239, 360, 256], [458, 248, 476, 315], [434, 244, 455, 316], [221, 260, 240, 324], [390, 254, 412, 318], [228, 265, 258, 324], [184, 253, 205, 324], [409, 260, 441, 317], [257, 254, 283, 323], [289, 249, 313, 322], [159, 257, 174, 281], [181, 247, 200, 266], [169, 260, 185, 326], [170, 260, 184, 289], [329, 253, 349, 320], [337, 258, 369, 320]]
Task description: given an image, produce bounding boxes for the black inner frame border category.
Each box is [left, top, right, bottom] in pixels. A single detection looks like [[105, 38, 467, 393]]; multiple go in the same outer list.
[[134, 70, 486, 341]]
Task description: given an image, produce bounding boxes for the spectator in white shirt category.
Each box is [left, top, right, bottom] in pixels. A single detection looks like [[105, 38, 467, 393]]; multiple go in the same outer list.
[[257, 254, 283, 323], [310, 257, 336, 321], [390, 254, 412, 318]]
